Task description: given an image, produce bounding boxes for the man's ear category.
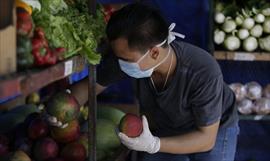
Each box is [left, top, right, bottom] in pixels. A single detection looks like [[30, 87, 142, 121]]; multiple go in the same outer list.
[[149, 47, 160, 60]]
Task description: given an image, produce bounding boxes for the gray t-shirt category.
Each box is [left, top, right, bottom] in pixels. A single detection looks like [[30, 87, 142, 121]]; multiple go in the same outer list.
[[97, 40, 238, 137]]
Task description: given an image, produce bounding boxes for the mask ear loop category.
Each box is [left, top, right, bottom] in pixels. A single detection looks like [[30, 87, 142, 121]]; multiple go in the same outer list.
[[137, 39, 167, 64], [137, 22, 185, 64]]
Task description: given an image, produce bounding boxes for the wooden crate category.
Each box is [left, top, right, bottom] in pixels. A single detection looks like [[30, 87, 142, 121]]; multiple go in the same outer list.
[[0, 5, 16, 75]]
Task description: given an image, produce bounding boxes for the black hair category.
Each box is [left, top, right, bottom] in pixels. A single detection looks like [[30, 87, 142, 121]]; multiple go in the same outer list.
[[106, 3, 168, 53]]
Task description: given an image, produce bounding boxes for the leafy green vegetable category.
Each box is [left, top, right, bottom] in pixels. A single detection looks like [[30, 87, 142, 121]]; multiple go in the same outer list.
[[32, 0, 105, 65], [39, 0, 68, 14]]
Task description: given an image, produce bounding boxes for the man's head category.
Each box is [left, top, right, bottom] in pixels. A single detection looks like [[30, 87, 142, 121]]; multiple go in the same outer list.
[[106, 3, 169, 73]]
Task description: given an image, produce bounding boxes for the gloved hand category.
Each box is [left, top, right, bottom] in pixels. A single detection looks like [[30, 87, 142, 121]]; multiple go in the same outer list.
[[118, 115, 160, 154]]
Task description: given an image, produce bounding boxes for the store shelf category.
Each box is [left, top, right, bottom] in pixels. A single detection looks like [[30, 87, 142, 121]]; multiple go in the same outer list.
[[0, 56, 86, 101], [214, 51, 270, 61], [239, 114, 270, 121]]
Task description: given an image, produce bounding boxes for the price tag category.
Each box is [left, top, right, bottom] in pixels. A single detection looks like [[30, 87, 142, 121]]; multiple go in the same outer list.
[[234, 52, 255, 61], [254, 115, 264, 121], [64, 60, 73, 76]]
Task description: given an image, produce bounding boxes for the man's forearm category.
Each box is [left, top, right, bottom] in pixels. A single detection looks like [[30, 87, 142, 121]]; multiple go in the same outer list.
[[159, 121, 219, 154]]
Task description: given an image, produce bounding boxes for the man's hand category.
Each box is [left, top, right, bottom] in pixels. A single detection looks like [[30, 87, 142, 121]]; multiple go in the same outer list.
[[118, 115, 160, 154]]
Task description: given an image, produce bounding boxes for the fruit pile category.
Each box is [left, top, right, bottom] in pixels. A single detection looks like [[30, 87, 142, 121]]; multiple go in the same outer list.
[[0, 91, 127, 161], [229, 82, 270, 115], [0, 90, 86, 161]]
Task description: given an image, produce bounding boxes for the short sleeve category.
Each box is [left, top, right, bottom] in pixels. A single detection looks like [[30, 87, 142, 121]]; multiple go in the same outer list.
[[97, 45, 128, 86], [190, 75, 223, 127]]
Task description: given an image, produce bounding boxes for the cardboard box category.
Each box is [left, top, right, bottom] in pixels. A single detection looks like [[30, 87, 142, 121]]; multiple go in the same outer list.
[[0, 7, 16, 75]]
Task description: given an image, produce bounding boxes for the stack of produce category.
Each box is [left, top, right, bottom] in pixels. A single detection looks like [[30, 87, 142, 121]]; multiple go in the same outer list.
[[0, 91, 126, 161], [214, 0, 270, 52], [0, 90, 89, 161], [229, 82, 270, 115], [15, 0, 106, 71], [16, 0, 66, 70], [32, 0, 105, 65]]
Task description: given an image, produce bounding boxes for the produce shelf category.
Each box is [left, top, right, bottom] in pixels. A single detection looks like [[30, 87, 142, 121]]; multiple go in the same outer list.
[[214, 51, 270, 61], [0, 56, 86, 102], [239, 114, 270, 121]]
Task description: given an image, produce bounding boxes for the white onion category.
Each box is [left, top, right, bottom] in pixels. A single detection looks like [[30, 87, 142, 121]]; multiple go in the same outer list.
[[262, 8, 270, 16], [237, 99, 254, 115], [224, 36, 241, 51], [250, 25, 263, 38], [259, 35, 270, 52], [255, 13, 265, 23], [243, 37, 258, 52], [263, 18, 270, 33], [237, 29, 250, 40], [229, 83, 247, 101], [235, 16, 244, 26], [245, 82, 262, 100], [214, 29, 225, 45], [215, 12, 225, 24], [263, 84, 270, 98], [253, 98, 270, 115], [242, 18, 255, 29], [222, 18, 237, 33]]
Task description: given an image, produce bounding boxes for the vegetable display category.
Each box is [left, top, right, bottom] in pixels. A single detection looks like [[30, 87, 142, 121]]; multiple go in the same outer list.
[[214, 0, 270, 52], [32, 0, 106, 65], [15, 0, 106, 71]]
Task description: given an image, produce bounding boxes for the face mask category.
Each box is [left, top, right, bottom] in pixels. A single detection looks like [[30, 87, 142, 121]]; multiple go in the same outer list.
[[118, 23, 185, 78]]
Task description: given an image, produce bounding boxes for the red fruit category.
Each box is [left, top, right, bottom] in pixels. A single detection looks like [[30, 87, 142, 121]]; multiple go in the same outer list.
[[76, 133, 88, 157], [35, 27, 46, 40], [33, 137, 59, 161], [61, 142, 86, 161], [53, 47, 66, 61], [51, 120, 80, 143], [119, 113, 143, 137], [28, 117, 49, 140], [46, 91, 80, 124], [17, 10, 33, 36]]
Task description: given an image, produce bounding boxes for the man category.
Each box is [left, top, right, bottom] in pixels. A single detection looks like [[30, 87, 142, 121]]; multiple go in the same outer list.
[[72, 3, 239, 161]]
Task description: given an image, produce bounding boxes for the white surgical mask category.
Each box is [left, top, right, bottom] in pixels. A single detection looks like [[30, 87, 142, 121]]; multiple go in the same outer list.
[[118, 23, 185, 78]]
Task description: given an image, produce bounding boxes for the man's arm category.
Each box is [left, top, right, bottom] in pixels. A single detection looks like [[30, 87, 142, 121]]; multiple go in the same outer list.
[[159, 120, 220, 154], [70, 78, 107, 106]]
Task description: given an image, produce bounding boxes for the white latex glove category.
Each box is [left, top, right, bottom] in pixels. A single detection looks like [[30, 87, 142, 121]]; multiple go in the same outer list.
[[118, 115, 160, 154]]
